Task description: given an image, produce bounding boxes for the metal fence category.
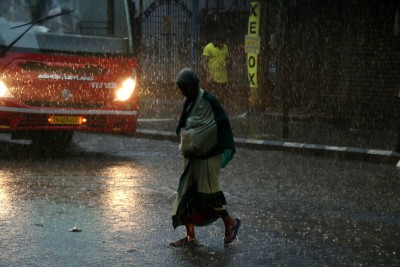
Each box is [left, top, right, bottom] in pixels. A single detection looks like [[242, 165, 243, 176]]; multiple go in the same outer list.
[[137, 0, 193, 84]]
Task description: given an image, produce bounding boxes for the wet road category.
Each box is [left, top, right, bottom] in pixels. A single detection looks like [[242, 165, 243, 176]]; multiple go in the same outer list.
[[0, 132, 399, 266]]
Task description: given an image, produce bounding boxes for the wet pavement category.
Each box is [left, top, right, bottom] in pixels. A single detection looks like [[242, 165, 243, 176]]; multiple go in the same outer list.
[[0, 130, 399, 266]]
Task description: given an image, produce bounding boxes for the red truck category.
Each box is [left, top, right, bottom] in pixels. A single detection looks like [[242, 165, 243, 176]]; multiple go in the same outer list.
[[0, 0, 139, 150]]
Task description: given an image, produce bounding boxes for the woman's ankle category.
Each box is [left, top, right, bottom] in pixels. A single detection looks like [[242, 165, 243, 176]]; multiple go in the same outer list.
[[187, 235, 196, 241]]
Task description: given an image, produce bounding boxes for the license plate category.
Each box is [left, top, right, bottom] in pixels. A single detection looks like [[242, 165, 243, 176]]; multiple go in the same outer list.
[[50, 116, 82, 125]]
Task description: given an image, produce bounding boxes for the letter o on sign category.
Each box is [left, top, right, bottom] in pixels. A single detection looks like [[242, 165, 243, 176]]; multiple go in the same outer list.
[[248, 55, 256, 68]]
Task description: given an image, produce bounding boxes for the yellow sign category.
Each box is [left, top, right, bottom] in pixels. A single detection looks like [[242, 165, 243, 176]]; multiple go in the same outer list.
[[246, 2, 260, 88], [244, 35, 260, 54]]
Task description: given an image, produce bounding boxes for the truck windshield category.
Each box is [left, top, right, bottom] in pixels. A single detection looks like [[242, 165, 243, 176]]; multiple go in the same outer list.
[[0, 0, 133, 54]]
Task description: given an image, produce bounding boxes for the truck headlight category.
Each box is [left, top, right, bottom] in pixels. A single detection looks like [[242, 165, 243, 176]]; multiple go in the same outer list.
[[115, 77, 135, 101], [115, 69, 137, 102], [0, 81, 13, 98]]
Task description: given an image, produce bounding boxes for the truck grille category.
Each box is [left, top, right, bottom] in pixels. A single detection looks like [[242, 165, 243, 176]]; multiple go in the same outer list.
[[24, 101, 106, 109], [19, 61, 107, 75]]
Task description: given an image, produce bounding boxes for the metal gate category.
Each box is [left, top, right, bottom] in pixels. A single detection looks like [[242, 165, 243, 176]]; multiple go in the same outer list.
[[138, 0, 193, 84]]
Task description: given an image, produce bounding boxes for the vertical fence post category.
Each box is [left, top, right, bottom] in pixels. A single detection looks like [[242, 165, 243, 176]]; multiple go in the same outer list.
[[279, 0, 291, 139], [191, 0, 199, 69]]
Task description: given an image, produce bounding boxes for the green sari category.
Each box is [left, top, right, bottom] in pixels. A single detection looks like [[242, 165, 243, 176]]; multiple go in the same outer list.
[[172, 89, 235, 228]]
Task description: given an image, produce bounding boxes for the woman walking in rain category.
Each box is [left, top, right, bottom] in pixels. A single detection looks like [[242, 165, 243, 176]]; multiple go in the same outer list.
[[170, 68, 241, 247]]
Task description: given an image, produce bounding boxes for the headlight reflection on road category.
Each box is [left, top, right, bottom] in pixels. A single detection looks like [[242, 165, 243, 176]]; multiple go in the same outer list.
[[100, 164, 145, 230], [0, 171, 12, 219]]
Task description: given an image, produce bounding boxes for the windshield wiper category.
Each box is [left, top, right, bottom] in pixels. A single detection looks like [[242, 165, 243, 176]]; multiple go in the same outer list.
[[10, 9, 76, 30], [0, 9, 76, 57]]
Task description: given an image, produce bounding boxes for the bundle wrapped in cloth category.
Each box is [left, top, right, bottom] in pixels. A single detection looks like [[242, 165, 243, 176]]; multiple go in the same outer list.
[[177, 88, 235, 167], [179, 105, 217, 157]]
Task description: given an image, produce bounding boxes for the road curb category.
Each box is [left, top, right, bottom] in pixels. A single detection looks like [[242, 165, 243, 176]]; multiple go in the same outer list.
[[135, 129, 400, 164]]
